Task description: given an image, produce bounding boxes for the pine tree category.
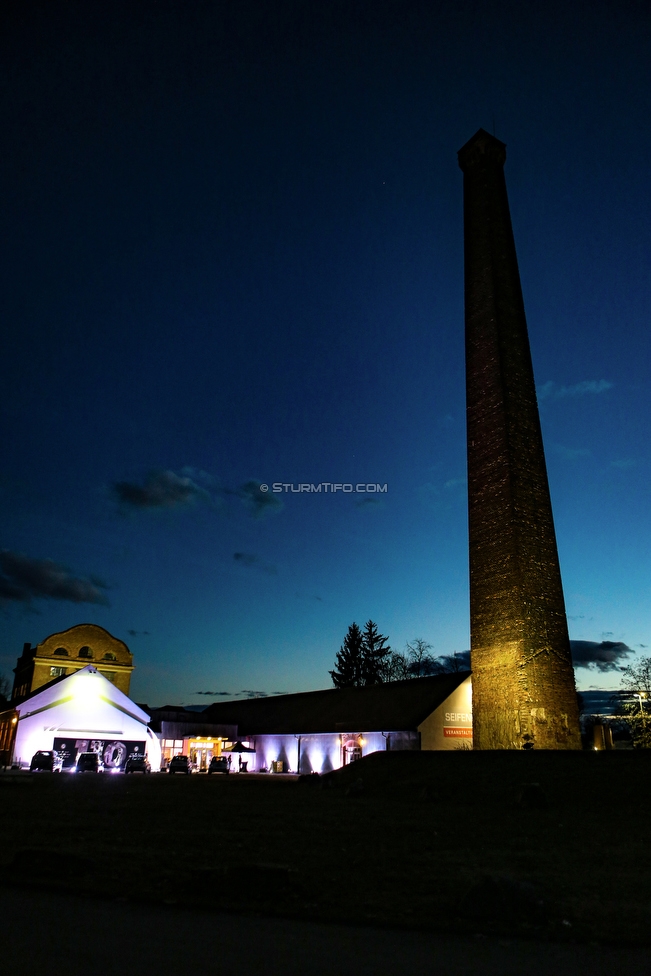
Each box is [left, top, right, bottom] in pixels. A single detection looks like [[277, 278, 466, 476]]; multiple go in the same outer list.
[[330, 622, 365, 688], [361, 619, 391, 685]]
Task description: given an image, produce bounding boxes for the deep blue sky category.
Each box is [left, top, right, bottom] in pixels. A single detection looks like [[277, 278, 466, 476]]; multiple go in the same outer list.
[[2, 1, 650, 705]]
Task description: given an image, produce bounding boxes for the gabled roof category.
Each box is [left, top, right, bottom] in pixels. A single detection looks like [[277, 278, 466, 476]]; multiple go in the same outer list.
[[36, 623, 133, 664], [202, 672, 471, 735], [15, 665, 150, 725]]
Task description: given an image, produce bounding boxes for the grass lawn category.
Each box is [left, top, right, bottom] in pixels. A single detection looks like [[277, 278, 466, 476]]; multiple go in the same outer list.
[[1, 750, 650, 945]]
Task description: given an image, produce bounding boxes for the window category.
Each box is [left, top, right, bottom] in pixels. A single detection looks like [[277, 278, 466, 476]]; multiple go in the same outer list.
[[50, 666, 67, 677], [103, 652, 116, 661], [101, 671, 116, 683], [53, 648, 68, 656], [78, 646, 92, 658]]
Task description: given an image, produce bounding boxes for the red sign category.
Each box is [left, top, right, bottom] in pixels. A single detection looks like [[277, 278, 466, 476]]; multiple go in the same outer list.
[[443, 727, 473, 738]]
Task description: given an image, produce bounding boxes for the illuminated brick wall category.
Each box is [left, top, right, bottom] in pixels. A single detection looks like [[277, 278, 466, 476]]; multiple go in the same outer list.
[[458, 130, 581, 750]]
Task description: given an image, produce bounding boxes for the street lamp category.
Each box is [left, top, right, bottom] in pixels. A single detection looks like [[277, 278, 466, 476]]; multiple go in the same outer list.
[[635, 691, 647, 722]]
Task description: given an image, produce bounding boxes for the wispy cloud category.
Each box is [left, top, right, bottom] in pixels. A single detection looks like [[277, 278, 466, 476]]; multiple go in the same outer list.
[[112, 469, 211, 510], [233, 552, 277, 574], [180, 466, 222, 489], [355, 496, 384, 510], [570, 639, 634, 672], [235, 480, 283, 518], [0, 550, 110, 606], [195, 688, 286, 698], [111, 468, 286, 521], [127, 629, 150, 637], [538, 379, 613, 401], [611, 458, 638, 470], [418, 475, 466, 511], [552, 444, 591, 461], [443, 477, 467, 491]]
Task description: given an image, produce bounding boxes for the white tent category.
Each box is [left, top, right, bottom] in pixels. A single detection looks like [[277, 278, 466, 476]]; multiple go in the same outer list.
[[13, 665, 161, 770]]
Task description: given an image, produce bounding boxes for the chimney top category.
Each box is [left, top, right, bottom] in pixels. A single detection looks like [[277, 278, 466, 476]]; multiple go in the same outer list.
[[458, 128, 506, 172]]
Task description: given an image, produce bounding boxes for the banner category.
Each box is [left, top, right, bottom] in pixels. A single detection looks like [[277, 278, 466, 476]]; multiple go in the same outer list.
[[53, 737, 146, 769]]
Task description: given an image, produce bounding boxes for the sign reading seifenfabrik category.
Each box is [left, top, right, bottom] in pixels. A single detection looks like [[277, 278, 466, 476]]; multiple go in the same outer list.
[[443, 711, 473, 739]]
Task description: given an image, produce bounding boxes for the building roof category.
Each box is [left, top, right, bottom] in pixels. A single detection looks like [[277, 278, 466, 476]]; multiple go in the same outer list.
[[15, 665, 150, 726], [144, 704, 237, 739], [202, 672, 471, 735], [35, 623, 133, 664]]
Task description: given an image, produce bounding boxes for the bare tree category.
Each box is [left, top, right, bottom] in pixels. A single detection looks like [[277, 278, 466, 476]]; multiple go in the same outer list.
[[404, 639, 436, 677], [428, 650, 471, 674], [382, 639, 472, 684], [384, 650, 410, 681], [616, 656, 651, 748], [620, 657, 651, 697], [382, 639, 434, 681]]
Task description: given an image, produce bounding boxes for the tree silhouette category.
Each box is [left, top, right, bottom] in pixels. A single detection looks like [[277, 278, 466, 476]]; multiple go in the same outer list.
[[384, 642, 471, 681], [330, 622, 365, 688], [361, 619, 391, 685]]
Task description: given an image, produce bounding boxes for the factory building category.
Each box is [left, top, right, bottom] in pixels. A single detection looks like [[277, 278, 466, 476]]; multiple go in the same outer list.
[[1, 623, 472, 772], [200, 671, 473, 773]]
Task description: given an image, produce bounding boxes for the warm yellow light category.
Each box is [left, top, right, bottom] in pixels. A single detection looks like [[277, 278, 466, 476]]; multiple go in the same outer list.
[[11, 717, 17, 724]]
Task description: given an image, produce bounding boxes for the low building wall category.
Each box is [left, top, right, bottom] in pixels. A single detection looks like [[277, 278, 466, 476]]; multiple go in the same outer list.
[[418, 675, 473, 750]]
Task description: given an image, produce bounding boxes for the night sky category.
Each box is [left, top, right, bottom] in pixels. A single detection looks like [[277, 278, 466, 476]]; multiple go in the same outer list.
[[2, 1, 650, 706]]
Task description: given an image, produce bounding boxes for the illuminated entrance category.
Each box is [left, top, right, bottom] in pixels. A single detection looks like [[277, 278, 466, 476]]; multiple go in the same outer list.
[[342, 736, 363, 765], [160, 736, 224, 770], [188, 737, 222, 771]]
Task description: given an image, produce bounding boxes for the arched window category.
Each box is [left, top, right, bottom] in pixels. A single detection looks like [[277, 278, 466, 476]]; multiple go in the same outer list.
[[53, 647, 68, 656], [102, 652, 117, 661], [78, 646, 93, 659]]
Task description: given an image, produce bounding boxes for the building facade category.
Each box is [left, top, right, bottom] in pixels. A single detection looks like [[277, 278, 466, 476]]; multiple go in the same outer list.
[[12, 624, 135, 700], [202, 672, 473, 772], [145, 705, 236, 770]]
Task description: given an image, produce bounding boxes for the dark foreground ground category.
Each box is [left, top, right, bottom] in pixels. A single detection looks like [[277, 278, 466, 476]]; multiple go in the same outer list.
[[1, 750, 651, 962], [2, 886, 651, 976]]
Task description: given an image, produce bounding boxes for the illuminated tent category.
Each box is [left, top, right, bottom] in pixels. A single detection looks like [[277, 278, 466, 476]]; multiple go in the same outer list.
[[12, 665, 161, 770]]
